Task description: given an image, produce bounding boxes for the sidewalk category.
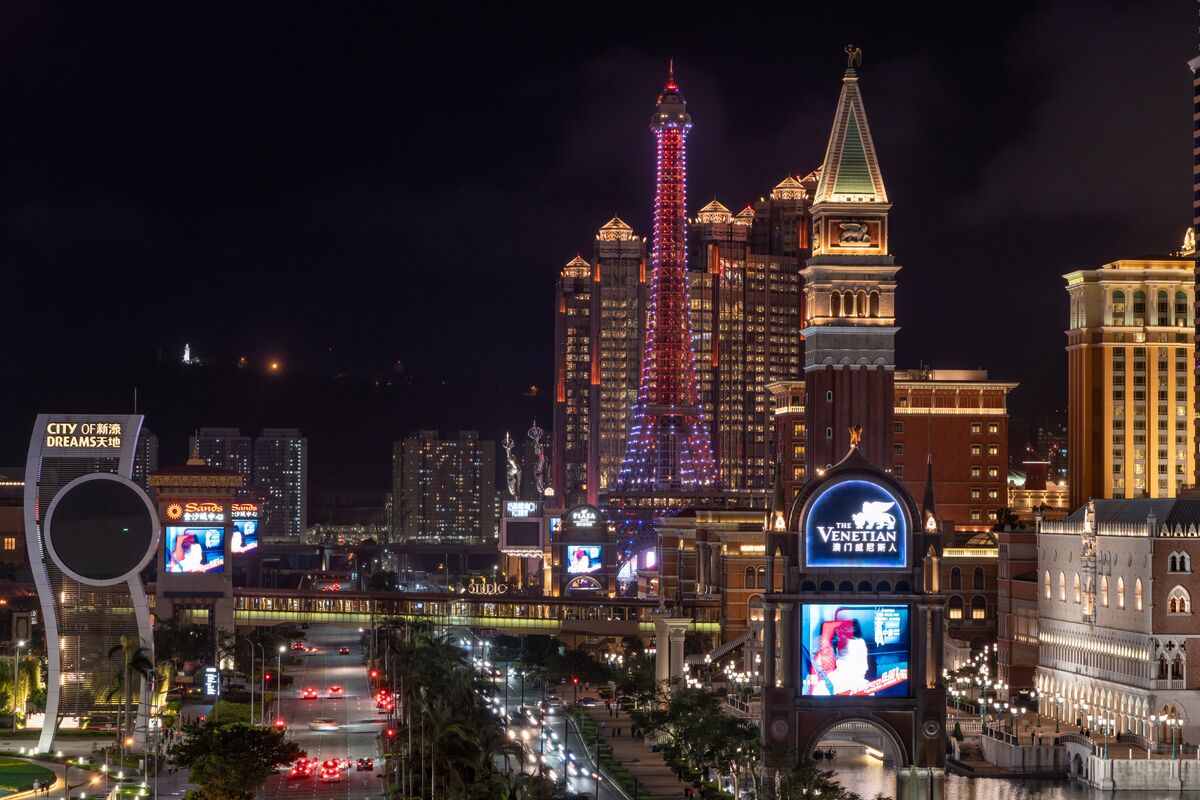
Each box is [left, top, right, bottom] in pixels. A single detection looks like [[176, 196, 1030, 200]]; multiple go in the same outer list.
[[581, 703, 685, 799]]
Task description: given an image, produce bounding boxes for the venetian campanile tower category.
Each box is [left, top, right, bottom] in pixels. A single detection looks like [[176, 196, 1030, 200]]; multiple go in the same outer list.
[[802, 49, 899, 472]]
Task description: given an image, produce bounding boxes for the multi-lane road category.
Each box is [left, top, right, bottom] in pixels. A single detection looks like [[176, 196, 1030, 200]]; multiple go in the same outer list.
[[262, 626, 383, 800], [260, 625, 619, 800]]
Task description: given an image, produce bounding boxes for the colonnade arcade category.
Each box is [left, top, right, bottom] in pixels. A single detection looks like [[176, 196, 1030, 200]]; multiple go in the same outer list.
[[1035, 671, 1185, 740]]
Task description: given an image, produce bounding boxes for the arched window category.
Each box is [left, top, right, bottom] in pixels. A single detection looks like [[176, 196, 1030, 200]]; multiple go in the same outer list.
[[973, 567, 985, 590], [950, 567, 962, 590], [1073, 573, 1081, 604], [1101, 575, 1109, 607], [876, 581, 891, 593], [1044, 570, 1051, 599], [744, 566, 756, 589], [1117, 577, 1126, 609], [971, 595, 987, 620], [1135, 578, 1143, 611], [1112, 290, 1126, 325], [844, 291, 855, 317], [747, 595, 764, 623], [1058, 572, 1066, 602], [1172, 659, 1185, 680], [1170, 554, 1179, 572], [857, 290, 868, 318], [1181, 553, 1191, 573], [1133, 290, 1146, 321], [1176, 291, 1188, 324], [948, 595, 963, 620], [1158, 290, 1169, 326], [831, 293, 842, 317], [838, 580, 854, 592], [1159, 658, 1170, 679], [869, 291, 880, 317], [757, 566, 766, 588], [857, 581, 873, 592], [1168, 586, 1191, 614]]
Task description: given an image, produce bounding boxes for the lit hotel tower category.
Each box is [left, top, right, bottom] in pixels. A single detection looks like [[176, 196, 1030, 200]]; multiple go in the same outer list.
[[614, 64, 717, 497], [802, 50, 898, 472]]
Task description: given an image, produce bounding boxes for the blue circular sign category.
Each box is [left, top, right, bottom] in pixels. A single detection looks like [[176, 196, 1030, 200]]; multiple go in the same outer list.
[[804, 479, 908, 569]]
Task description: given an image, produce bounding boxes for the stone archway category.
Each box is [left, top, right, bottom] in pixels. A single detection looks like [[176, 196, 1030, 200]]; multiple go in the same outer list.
[[801, 714, 909, 768]]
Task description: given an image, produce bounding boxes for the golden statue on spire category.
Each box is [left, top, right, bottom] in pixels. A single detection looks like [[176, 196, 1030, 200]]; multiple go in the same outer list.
[[849, 425, 863, 446], [845, 44, 862, 69]]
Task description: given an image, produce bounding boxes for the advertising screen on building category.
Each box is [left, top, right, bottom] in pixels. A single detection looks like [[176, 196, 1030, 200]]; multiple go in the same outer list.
[[566, 545, 602, 574], [232, 519, 258, 553], [805, 479, 908, 569], [165, 527, 225, 573], [800, 604, 909, 697], [505, 520, 541, 548]]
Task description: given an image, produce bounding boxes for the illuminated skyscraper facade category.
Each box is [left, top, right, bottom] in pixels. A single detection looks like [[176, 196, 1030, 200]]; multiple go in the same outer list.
[[615, 66, 716, 493], [1064, 255, 1195, 508], [190, 428, 253, 484], [552, 255, 595, 506]]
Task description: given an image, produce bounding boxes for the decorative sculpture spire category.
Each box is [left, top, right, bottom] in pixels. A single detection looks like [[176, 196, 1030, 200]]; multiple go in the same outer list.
[[922, 454, 938, 533]]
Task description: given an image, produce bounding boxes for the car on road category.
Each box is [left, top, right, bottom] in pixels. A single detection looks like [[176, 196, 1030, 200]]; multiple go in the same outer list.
[[576, 696, 598, 707], [543, 696, 564, 709], [339, 647, 351, 655], [300, 686, 319, 700], [308, 718, 340, 731], [291, 641, 306, 651], [328, 685, 345, 697], [319, 760, 341, 782], [355, 758, 374, 772]]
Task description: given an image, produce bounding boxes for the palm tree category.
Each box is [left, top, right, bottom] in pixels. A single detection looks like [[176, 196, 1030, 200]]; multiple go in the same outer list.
[[107, 635, 153, 750]]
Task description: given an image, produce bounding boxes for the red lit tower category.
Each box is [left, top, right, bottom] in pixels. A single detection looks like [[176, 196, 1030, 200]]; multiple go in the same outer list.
[[615, 64, 717, 493]]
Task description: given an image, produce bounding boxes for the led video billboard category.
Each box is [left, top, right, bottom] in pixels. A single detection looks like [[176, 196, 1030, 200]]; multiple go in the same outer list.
[[566, 545, 602, 574], [805, 479, 908, 569], [165, 527, 225, 573], [800, 604, 909, 697]]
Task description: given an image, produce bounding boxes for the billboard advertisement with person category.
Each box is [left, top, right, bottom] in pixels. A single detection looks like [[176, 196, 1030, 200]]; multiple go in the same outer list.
[[566, 545, 602, 574], [800, 604, 909, 697], [165, 526, 225, 573]]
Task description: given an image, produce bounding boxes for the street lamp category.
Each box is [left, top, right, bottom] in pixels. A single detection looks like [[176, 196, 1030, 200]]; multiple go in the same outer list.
[[276, 645, 285, 716], [11, 640, 23, 735]]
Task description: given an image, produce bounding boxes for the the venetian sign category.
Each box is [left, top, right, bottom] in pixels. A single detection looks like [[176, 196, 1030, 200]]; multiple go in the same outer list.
[[805, 479, 908, 569]]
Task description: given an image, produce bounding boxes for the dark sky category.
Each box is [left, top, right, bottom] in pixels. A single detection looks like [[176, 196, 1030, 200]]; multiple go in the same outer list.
[[0, 2, 1194, 418]]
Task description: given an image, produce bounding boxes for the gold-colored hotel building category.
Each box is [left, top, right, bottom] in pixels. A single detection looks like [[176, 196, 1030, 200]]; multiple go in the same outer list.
[[1065, 236, 1196, 510]]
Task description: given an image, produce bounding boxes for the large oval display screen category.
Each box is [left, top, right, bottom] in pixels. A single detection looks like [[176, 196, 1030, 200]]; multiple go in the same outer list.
[[804, 479, 907, 569], [48, 478, 155, 582]]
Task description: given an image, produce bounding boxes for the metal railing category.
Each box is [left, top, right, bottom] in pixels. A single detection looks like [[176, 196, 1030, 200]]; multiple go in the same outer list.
[[1056, 733, 1096, 753], [565, 710, 633, 800]]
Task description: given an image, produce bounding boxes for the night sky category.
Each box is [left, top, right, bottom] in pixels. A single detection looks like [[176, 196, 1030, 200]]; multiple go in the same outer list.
[[0, 2, 1194, 420]]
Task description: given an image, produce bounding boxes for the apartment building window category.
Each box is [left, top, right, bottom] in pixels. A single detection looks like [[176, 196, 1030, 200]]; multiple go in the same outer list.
[[988, 422, 999, 435], [988, 488, 999, 500], [1, 537, 14, 551], [971, 466, 981, 478], [988, 467, 1000, 478], [973, 567, 985, 590], [893, 464, 904, 477], [971, 444, 982, 456], [971, 509, 982, 521], [971, 422, 982, 434], [988, 444, 999, 456], [950, 568, 961, 589], [1112, 291, 1126, 324], [971, 487, 981, 500], [894, 443, 904, 455], [894, 421, 904, 434]]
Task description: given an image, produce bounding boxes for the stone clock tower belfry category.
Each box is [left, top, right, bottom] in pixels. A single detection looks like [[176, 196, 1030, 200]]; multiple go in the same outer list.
[[802, 48, 899, 474]]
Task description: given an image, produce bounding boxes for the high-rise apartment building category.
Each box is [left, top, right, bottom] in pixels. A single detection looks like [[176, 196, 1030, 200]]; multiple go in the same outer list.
[[190, 428, 253, 484], [1065, 255, 1195, 508], [132, 427, 159, 492], [393, 430, 495, 542], [253, 428, 308, 540]]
